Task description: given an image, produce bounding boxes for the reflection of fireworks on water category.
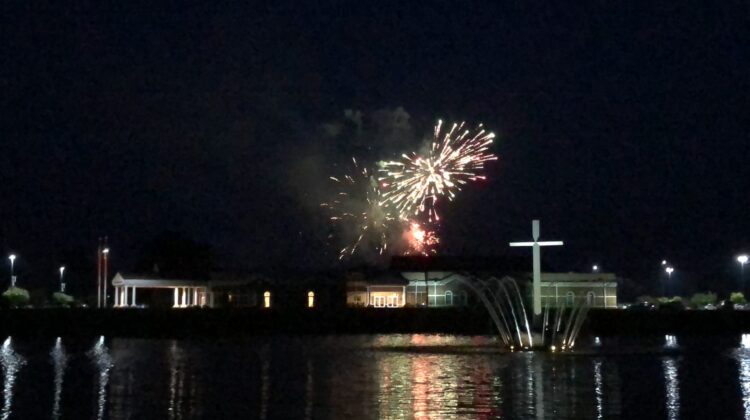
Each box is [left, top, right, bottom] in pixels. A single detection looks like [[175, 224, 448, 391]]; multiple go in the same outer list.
[[322, 158, 399, 260], [379, 120, 497, 222], [403, 222, 439, 255]]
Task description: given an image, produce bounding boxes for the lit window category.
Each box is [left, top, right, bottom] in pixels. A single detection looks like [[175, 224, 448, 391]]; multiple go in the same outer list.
[[307, 291, 315, 308], [264, 291, 271, 308]]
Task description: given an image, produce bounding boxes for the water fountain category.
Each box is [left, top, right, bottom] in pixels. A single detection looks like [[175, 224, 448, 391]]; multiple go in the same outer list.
[[456, 273, 591, 351]]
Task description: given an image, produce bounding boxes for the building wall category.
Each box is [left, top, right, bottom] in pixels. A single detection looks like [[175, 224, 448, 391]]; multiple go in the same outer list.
[[404, 280, 470, 307], [540, 283, 617, 308]]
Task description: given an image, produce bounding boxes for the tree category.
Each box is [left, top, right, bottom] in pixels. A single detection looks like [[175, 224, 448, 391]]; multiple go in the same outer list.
[[51, 292, 74, 307], [730, 292, 747, 305], [657, 296, 684, 310], [690, 292, 718, 308], [2, 287, 30, 308]]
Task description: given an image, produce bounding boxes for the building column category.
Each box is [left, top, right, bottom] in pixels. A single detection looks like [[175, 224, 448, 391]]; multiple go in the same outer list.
[[131, 286, 137, 307], [173, 288, 179, 308], [181, 288, 187, 307], [114, 286, 118, 307], [193, 288, 198, 307]]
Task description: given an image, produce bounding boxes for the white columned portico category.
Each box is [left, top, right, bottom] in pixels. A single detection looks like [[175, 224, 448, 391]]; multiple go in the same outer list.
[[131, 286, 137, 307], [510, 219, 563, 316], [173, 288, 179, 307]]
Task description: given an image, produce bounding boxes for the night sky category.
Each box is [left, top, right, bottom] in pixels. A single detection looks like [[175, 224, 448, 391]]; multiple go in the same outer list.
[[2, 2, 749, 294]]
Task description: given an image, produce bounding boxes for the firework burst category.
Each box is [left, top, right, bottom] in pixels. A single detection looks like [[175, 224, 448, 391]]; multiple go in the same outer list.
[[378, 120, 497, 222], [322, 158, 400, 260], [403, 221, 439, 256]]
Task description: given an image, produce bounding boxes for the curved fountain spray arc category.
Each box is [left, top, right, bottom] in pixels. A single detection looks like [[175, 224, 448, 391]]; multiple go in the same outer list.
[[454, 273, 535, 349], [455, 277, 513, 346], [472, 277, 518, 346], [452, 273, 593, 351]]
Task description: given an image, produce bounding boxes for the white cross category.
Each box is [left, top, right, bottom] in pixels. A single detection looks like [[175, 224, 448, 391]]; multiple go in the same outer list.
[[509, 219, 563, 316]]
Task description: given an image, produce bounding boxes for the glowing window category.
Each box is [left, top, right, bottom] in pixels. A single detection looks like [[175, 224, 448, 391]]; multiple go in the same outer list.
[[308, 291, 315, 308], [264, 291, 271, 308]]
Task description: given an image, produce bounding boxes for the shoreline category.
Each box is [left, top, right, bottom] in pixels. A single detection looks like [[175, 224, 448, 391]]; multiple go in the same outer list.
[[1, 307, 749, 338]]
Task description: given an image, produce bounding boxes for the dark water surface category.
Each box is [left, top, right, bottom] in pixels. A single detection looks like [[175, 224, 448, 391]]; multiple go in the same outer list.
[[1, 334, 750, 419]]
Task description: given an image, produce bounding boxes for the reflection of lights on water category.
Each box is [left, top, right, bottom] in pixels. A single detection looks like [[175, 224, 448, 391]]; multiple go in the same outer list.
[[662, 358, 680, 420], [594, 360, 604, 420], [737, 337, 750, 419], [51, 337, 67, 420], [664, 335, 678, 349], [304, 359, 314, 420], [740, 353, 750, 420], [0, 337, 24, 420], [89, 336, 112, 420], [260, 358, 270, 420]]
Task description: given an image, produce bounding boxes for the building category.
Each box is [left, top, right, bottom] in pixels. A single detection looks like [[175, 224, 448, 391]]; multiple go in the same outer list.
[[344, 256, 618, 309], [111, 273, 211, 308], [111, 270, 342, 309], [538, 272, 617, 308]]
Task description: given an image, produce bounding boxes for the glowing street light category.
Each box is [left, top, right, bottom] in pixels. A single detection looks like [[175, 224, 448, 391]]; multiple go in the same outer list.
[[738, 254, 748, 292], [59, 266, 66, 293], [8, 254, 17, 288], [592, 264, 599, 272], [661, 260, 667, 266], [665, 266, 674, 296]]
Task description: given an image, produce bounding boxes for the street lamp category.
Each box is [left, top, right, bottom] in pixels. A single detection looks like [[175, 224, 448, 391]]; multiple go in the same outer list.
[[738, 254, 748, 292], [665, 266, 674, 295], [592, 265, 599, 272], [662, 260, 667, 266], [59, 266, 66, 293], [8, 254, 16, 288]]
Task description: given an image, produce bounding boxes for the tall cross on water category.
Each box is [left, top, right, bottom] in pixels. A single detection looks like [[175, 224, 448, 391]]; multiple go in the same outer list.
[[509, 220, 563, 316]]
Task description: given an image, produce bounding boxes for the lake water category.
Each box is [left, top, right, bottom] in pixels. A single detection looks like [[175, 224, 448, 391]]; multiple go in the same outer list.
[[1, 334, 750, 419]]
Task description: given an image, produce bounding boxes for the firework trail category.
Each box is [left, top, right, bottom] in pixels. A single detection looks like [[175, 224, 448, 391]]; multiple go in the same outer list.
[[379, 120, 497, 222], [322, 158, 400, 260]]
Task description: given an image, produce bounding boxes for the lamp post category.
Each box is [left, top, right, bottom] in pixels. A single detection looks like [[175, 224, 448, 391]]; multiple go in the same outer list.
[[665, 266, 674, 296], [592, 264, 599, 273], [738, 254, 748, 293], [59, 266, 66, 293], [102, 247, 109, 307], [8, 254, 16, 288]]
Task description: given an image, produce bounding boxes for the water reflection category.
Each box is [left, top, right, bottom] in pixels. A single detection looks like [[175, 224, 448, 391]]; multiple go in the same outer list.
[[0, 337, 24, 420], [3, 334, 750, 419], [89, 336, 112, 420], [594, 360, 603, 420], [737, 335, 750, 420], [662, 358, 680, 420], [167, 340, 203, 419], [260, 354, 270, 420], [305, 358, 314, 420], [50, 337, 67, 420], [665, 335, 678, 349]]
